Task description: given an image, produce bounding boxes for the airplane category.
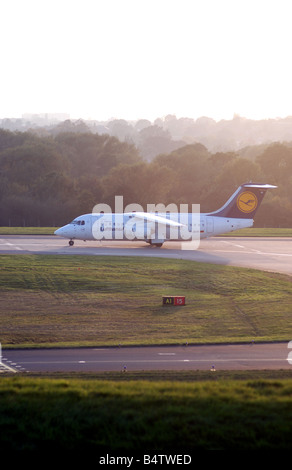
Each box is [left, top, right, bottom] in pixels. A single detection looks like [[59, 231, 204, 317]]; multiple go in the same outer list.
[[54, 182, 277, 247]]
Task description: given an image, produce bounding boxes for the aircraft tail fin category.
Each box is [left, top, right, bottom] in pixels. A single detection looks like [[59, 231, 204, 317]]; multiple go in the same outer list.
[[208, 183, 277, 219]]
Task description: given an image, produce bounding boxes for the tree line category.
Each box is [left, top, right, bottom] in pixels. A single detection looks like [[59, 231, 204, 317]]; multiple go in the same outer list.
[[0, 128, 291, 227]]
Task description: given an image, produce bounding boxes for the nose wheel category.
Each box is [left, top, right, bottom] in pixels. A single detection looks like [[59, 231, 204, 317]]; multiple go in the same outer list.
[[69, 240, 74, 246]]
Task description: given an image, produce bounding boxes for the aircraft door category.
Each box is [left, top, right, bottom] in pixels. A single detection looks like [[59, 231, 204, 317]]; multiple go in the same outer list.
[[85, 216, 92, 239], [206, 216, 214, 233]]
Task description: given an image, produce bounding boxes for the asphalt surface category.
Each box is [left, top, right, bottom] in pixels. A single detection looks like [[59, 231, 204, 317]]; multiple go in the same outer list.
[[0, 234, 291, 372], [0, 234, 291, 275], [2, 343, 291, 373]]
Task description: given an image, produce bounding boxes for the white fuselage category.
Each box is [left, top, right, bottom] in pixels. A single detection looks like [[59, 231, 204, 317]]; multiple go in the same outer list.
[[55, 212, 253, 245]]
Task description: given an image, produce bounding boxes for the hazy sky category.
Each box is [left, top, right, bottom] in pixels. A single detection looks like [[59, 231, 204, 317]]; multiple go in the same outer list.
[[1, 0, 292, 122]]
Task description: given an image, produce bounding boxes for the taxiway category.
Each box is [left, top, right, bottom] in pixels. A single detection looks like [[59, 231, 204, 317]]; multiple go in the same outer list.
[[2, 343, 291, 373], [0, 235, 291, 275]]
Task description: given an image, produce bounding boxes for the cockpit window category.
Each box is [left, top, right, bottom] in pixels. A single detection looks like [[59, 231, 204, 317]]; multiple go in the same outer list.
[[70, 219, 85, 225]]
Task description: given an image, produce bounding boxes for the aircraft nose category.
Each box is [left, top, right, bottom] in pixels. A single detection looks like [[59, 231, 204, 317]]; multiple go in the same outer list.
[[54, 228, 63, 236], [54, 225, 71, 238]]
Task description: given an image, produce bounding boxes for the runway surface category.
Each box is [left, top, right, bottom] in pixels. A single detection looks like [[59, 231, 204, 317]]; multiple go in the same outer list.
[[0, 234, 292, 275], [0, 234, 291, 372], [2, 343, 291, 373]]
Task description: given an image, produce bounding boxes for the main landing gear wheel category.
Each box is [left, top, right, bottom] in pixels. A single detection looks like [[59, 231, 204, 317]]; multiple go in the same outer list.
[[69, 240, 74, 246]]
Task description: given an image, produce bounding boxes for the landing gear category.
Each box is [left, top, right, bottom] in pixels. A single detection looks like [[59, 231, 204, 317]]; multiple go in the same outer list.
[[69, 240, 74, 246], [147, 240, 164, 248]]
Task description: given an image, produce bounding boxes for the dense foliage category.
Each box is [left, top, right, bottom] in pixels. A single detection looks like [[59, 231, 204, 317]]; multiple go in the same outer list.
[[0, 128, 291, 227]]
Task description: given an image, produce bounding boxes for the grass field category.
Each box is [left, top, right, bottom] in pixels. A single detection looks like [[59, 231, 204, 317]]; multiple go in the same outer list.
[[0, 254, 291, 348], [0, 374, 291, 451], [221, 227, 292, 237], [0, 226, 57, 235]]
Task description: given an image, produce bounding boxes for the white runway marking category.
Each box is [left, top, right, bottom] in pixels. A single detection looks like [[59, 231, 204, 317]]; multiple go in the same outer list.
[[0, 241, 22, 250], [158, 353, 176, 355]]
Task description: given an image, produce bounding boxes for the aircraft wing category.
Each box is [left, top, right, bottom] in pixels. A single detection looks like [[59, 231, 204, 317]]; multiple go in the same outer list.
[[124, 212, 186, 227]]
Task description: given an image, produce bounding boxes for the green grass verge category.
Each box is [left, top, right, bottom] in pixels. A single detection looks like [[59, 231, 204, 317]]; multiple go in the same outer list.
[[0, 374, 291, 451], [0, 226, 292, 236], [0, 227, 56, 235], [220, 227, 292, 237], [0, 254, 291, 348]]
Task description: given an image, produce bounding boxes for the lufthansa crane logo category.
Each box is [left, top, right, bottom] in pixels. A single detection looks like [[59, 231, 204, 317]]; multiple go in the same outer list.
[[237, 191, 258, 213]]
